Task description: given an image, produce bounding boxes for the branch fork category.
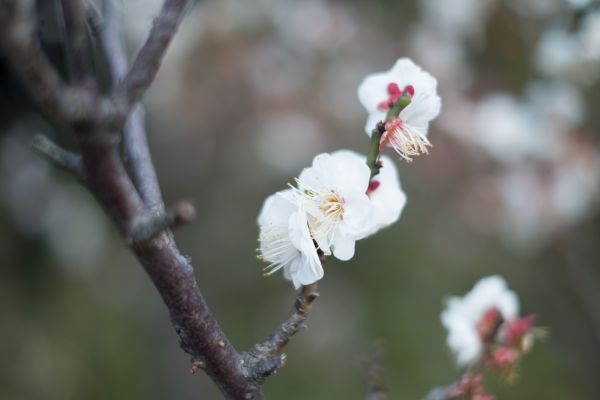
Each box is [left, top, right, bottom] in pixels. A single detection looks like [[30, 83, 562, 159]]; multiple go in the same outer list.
[[1, 0, 322, 398]]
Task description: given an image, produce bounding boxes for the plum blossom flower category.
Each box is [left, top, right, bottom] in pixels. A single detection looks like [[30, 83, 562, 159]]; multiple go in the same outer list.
[[290, 151, 373, 261], [257, 190, 322, 289], [333, 150, 407, 235], [358, 58, 441, 162], [365, 154, 407, 234], [441, 275, 519, 366]]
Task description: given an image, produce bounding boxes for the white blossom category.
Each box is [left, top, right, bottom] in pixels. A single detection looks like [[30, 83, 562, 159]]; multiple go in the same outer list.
[[332, 150, 407, 235], [257, 191, 322, 289], [534, 28, 581, 77], [420, 0, 495, 42], [358, 58, 441, 161], [441, 275, 520, 366], [367, 155, 407, 233], [291, 151, 373, 261]]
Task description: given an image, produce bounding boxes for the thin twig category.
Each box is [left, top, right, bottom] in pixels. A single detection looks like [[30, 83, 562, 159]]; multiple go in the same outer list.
[[361, 341, 388, 400], [244, 283, 320, 381], [31, 133, 85, 179], [114, 0, 192, 114], [102, 0, 165, 212]]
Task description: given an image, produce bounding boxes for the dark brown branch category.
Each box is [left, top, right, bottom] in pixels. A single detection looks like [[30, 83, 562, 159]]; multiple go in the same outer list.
[[31, 133, 85, 178], [244, 283, 320, 381], [114, 0, 192, 114], [128, 199, 196, 244], [101, 0, 165, 212]]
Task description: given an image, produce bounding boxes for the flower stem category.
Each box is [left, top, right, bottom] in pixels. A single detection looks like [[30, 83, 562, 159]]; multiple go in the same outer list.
[[366, 96, 411, 178]]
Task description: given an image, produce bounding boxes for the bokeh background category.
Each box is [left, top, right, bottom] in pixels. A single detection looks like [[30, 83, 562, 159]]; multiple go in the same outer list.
[[2, 0, 600, 399]]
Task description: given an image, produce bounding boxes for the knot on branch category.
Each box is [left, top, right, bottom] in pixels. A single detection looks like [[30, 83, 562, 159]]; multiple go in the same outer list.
[[127, 199, 196, 245], [241, 351, 287, 384]]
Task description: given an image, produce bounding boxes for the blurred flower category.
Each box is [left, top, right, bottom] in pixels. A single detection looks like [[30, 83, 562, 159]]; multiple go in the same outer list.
[[472, 94, 536, 163], [525, 82, 584, 150], [581, 11, 600, 60], [358, 58, 441, 161], [507, 0, 562, 18], [420, 0, 495, 43], [257, 190, 322, 289], [445, 81, 584, 164], [271, 0, 356, 54], [487, 345, 520, 378], [447, 373, 495, 400], [291, 151, 373, 261], [441, 275, 519, 366], [567, 0, 594, 10], [535, 29, 581, 77], [501, 315, 536, 347], [534, 16, 600, 83]]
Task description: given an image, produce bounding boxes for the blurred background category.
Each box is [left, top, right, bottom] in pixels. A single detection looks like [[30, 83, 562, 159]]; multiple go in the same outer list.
[[1, 0, 600, 398]]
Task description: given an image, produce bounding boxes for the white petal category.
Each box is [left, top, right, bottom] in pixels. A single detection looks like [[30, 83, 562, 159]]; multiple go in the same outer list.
[[357, 72, 392, 113], [368, 156, 407, 233], [330, 150, 372, 195], [331, 231, 356, 261], [364, 112, 385, 135], [257, 190, 295, 227], [341, 192, 373, 238], [400, 91, 441, 132]]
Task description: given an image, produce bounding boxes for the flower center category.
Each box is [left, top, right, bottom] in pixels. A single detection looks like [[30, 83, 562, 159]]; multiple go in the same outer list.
[[380, 116, 432, 162], [377, 83, 415, 111], [320, 191, 344, 220]]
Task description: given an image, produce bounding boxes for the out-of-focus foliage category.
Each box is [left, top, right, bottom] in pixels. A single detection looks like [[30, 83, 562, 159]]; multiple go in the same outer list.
[[1, 0, 599, 399]]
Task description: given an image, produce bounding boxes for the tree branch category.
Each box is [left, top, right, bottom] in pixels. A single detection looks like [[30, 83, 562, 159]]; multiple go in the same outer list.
[[127, 199, 196, 244], [2, 1, 322, 398], [361, 341, 388, 400], [101, 0, 165, 212], [244, 283, 320, 381], [113, 0, 192, 115], [31, 133, 85, 179]]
